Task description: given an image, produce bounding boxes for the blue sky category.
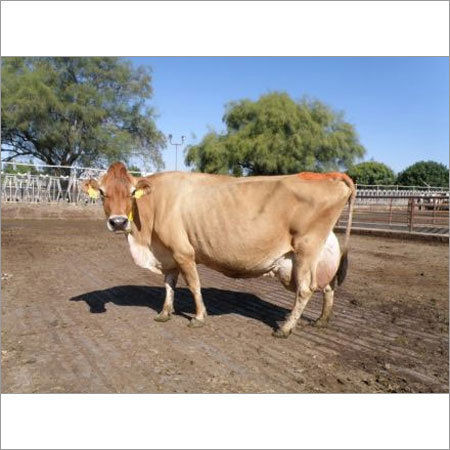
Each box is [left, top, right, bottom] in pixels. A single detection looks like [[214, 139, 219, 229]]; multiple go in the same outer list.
[[129, 57, 449, 174]]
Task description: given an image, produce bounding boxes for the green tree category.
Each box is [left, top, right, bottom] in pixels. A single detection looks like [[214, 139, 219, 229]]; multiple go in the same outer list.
[[185, 92, 365, 175], [396, 161, 449, 187], [346, 161, 396, 185], [1, 57, 165, 173]]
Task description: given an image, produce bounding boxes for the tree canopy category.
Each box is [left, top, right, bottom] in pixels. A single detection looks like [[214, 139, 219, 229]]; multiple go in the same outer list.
[[396, 161, 449, 187], [1, 57, 165, 172], [185, 92, 365, 175], [346, 161, 396, 185]]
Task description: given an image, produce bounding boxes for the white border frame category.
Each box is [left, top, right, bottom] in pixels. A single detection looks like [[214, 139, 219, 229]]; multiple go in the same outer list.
[[1, 1, 449, 56], [1, 2, 449, 449]]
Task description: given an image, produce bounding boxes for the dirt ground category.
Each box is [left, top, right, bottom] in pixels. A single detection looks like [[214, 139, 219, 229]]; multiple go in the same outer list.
[[1, 205, 448, 393]]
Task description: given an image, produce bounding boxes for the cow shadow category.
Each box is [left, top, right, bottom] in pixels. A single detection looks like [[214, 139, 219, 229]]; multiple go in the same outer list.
[[70, 285, 296, 330]]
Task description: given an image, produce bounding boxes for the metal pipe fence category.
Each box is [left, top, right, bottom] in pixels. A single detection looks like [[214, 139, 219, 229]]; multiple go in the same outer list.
[[337, 195, 449, 236], [355, 183, 447, 192], [1, 172, 97, 204], [1, 162, 146, 204]]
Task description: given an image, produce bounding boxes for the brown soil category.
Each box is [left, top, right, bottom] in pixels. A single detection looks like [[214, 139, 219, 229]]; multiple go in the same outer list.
[[1, 206, 448, 393]]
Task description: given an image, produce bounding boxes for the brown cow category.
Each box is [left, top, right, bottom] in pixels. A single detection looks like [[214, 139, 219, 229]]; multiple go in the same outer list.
[[82, 163, 355, 338]]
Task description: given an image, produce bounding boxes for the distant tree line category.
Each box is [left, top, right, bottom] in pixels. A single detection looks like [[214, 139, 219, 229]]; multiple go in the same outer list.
[[346, 160, 448, 188]]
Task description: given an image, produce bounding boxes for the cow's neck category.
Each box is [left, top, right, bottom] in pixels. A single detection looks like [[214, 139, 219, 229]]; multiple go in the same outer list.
[[129, 199, 154, 245]]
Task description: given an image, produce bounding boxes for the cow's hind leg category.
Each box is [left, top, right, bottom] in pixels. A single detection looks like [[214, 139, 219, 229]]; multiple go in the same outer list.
[[273, 260, 314, 339], [314, 284, 334, 328], [273, 234, 327, 338], [154, 270, 179, 322], [174, 254, 207, 328]]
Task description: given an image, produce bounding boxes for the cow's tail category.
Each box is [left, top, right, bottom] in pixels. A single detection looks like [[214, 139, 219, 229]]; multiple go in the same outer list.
[[334, 177, 356, 287]]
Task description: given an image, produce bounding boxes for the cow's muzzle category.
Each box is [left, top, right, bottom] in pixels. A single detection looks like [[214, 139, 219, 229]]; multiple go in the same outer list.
[[107, 215, 130, 233]]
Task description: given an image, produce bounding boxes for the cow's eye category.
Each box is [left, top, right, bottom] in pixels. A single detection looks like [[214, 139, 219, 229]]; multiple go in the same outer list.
[[99, 188, 105, 197], [130, 188, 136, 197]]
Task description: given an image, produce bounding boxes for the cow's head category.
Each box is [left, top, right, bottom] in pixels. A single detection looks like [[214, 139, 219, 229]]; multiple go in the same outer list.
[[82, 162, 151, 233]]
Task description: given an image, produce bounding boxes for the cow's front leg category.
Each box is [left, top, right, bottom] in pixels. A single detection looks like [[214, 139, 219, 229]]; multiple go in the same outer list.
[[154, 270, 179, 322], [174, 253, 207, 328]]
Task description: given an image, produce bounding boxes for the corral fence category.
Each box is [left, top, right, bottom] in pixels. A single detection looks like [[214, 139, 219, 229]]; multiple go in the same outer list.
[[2, 162, 449, 237], [1, 162, 143, 204], [1, 171, 100, 204], [337, 194, 449, 236]]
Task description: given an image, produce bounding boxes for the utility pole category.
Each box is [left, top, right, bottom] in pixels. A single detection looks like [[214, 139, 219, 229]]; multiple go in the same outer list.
[[168, 134, 185, 171]]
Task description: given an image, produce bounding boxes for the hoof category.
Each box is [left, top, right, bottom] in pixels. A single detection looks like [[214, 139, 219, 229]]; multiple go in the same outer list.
[[272, 328, 291, 339], [154, 313, 171, 322], [188, 317, 205, 328], [313, 318, 329, 328]]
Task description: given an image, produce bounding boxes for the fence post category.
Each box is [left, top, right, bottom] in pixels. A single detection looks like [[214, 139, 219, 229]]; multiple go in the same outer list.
[[388, 197, 393, 225], [432, 198, 436, 225], [408, 198, 415, 232]]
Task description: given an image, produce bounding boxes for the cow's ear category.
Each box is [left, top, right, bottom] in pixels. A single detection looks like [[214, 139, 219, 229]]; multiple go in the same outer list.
[[81, 179, 100, 199], [133, 178, 152, 198]]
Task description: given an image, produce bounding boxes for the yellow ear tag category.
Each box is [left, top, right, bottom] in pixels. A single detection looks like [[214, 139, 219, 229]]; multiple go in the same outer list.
[[87, 187, 99, 199], [128, 211, 133, 222], [134, 189, 144, 199]]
